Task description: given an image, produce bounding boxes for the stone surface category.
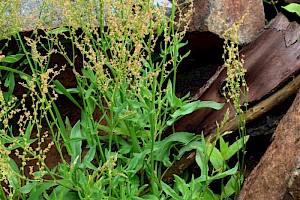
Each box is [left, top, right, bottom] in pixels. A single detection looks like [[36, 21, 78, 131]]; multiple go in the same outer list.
[[238, 90, 300, 200], [16, 0, 264, 44], [17, 0, 173, 31], [284, 161, 300, 200], [19, 0, 64, 31], [188, 0, 265, 44]]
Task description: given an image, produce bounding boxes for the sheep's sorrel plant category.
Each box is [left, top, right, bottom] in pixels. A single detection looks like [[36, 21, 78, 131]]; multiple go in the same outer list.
[[0, 0, 248, 199]]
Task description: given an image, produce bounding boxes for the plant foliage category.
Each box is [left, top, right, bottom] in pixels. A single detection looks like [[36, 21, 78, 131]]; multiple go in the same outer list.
[[0, 0, 248, 199]]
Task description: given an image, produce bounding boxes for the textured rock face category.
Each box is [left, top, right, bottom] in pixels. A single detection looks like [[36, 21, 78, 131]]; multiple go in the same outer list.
[[17, 0, 264, 44], [18, 0, 64, 31], [18, 0, 173, 31], [188, 0, 265, 44]]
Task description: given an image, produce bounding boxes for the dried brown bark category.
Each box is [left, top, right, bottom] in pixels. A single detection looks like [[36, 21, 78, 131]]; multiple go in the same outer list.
[[166, 13, 300, 137], [238, 90, 300, 200], [208, 74, 300, 141], [163, 73, 300, 183], [162, 13, 300, 183]]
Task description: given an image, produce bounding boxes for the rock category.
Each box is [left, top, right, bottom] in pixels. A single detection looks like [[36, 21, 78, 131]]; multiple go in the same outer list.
[[14, 0, 264, 45], [238, 90, 300, 200], [284, 162, 300, 200], [154, 0, 173, 17], [15, 0, 65, 31], [188, 0, 265, 44], [15, 0, 174, 32]]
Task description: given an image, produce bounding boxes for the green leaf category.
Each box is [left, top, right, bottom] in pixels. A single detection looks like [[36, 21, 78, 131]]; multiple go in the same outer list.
[[195, 134, 208, 176], [8, 138, 37, 150], [161, 181, 182, 200], [97, 124, 111, 133], [52, 99, 72, 155], [219, 137, 229, 158], [127, 151, 147, 178], [56, 88, 79, 94], [167, 101, 223, 126], [24, 121, 32, 141], [9, 158, 20, 174], [4, 72, 15, 97], [154, 132, 197, 167], [127, 99, 149, 110], [132, 196, 144, 200], [166, 80, 182, 108], [174, 175, 189, 197], [82, 146, 97, 170], [48, 27, 69, 35], [140, 86, 152, 100], [171, 42, 188, 55], [49, 185, 70, 199], [174, 140, 202, 160], [77, 171, 88, 191], [28, 182, 58, 200], [104, 61, 117, 77], [207, 143, 224, 171], [61, 192, 80, 200], [33, 170, 48, 178], [202, 188, 219, 200], [141, 59, 153, 72], [83, 146, 96, 164], [118, 140, 132, 155], [140, 195, 159, 200], [176, 42, 188, 49], [158, 132, 196, 146], [83, 84, 96, 100], [283, 3, 300, 16], [53, 80, 82, 109], [19, 182, 39, 194], [0, 65, 31, 80], [224, 135, 249, 160], [195, 148, 208, 178], [1, 54, 24, 63], [8, 174, 20, 189], [211, 163, 238, 181], [180, 50, 191, 60], [56, 180, 74, 190], [43, 192, 51, 200], [69, 121, 82, 164], [221, 175, 239, 198], [64, 137, 85, 144], [81, 68, 94, 81]]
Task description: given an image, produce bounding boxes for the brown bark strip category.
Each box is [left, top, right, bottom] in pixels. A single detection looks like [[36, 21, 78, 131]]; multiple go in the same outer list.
[[162, 73, 300, 183], [162, 14, 300, 183], [165, 13, 300, 137], [238, 90, 300, 200], [207, 74, 300, 141]]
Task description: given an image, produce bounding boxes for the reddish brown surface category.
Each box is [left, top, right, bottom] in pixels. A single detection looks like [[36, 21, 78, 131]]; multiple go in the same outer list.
[[188, 0, 265, 44], [238, 90, 300, 200], [168, 13, 300, 136]]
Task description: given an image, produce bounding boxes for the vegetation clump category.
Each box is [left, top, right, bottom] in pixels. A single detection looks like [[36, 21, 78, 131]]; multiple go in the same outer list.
[[0, 0, 249, 199]]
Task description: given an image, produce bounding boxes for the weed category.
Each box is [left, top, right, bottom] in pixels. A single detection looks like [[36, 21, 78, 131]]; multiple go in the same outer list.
[[0, 0, 248, 199], [221, 13, 249, 197]]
